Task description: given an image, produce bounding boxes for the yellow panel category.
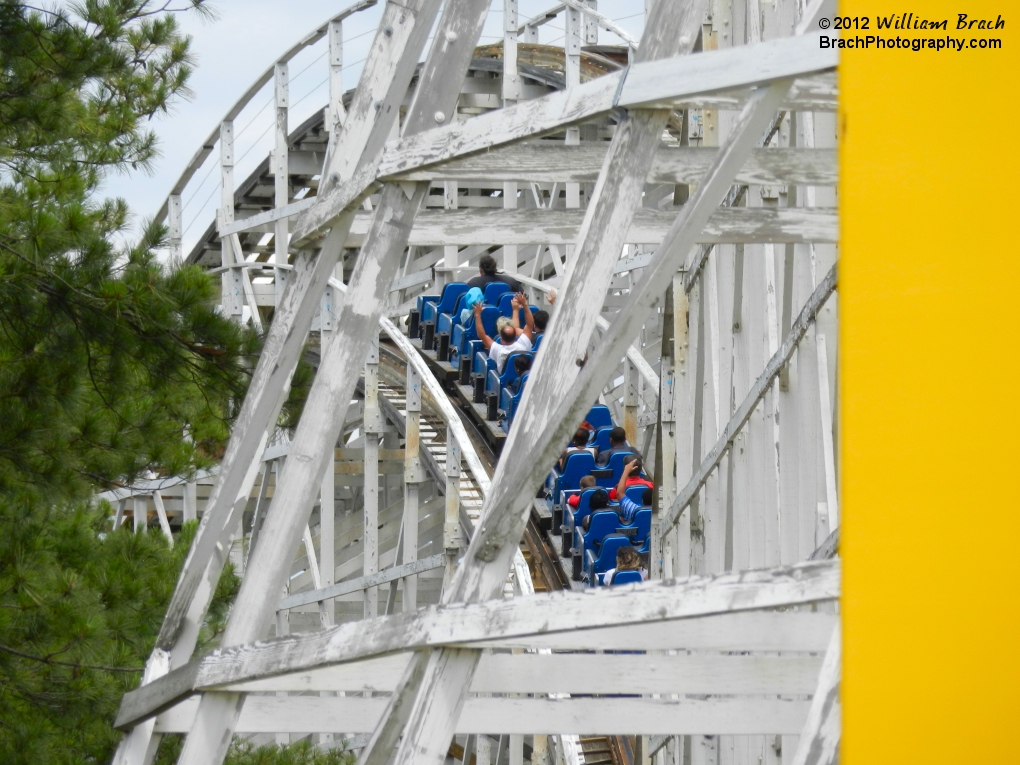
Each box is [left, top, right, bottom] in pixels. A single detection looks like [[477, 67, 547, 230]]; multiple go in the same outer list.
[[841, 2, 1019, 762]]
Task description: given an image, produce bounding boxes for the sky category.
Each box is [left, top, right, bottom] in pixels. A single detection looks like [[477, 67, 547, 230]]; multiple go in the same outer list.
[[100, 1, 647, 256]]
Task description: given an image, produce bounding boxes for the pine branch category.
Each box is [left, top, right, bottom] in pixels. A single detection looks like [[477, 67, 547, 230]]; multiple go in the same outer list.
[[0, 642, 142, 673]]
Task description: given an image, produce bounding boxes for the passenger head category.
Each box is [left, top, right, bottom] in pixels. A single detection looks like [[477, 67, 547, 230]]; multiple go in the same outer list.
[[609, 426, 627, 446], [616, 545, 642, 571], [579, 475, 596, 491], [642, 488, 653, 506], [571, 428, 589, 448], [513, 354, 532, 376], [499, 325, 517, 344], [623, 454, 643, 474], [479, 254, 498, 276], [533, 310, 549, 332], [589, 489, 610, 511]]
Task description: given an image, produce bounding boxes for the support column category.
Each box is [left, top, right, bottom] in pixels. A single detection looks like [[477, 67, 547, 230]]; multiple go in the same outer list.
[[327, 19, 346, 136], [444, 437, 462, 586], [653, 280, 680, 581], [320, 269, 337, 627], [183, 481, 197, 524], [502, 0, 520, 280], [363, 334, 382, 618], [133, 496, 146, 534], [403, 365, 426, 612], [219, 120, 242, 318], [563, 6, 582, 210], [273, 62, 290, 305], [624, 358, 639, 446], [168, 194, 183, 266]]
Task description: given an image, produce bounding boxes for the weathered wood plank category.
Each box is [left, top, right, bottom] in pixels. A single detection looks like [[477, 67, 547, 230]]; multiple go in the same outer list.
[[114, 561, 838, 728], [472, 610, 836, 653], [618, 33, 836, 109], [789, 626, 840, 765], [278, 553, 446, 610], [340, 207, 838, 247], [155, 695, 813, 735], [376, 72, 622, 179], [388, 146, 837, 186], [214, 650, 825, 696]]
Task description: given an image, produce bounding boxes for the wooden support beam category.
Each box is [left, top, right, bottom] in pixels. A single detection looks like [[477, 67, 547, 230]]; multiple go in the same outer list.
[[114, 560, 838, 729], [660, 264, 836, 536], [216, 650, 826, 696], [278, 554, 446, 610], [388, 146, 838, 186], [170, 2, 448, 763], [154, 695, 814, 736], [152, 492, 174, 547], [336, 207, 839, 247], [364, 334, 382, 619], [789, 626, 840, 765], [376, 36, 834, 181], [618, 33, 835, 109], [170, 5, 491, 763], [272, 61, 290, 304]]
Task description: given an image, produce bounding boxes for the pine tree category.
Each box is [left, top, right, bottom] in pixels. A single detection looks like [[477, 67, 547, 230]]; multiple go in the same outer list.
[[0, 3, 314, 762]]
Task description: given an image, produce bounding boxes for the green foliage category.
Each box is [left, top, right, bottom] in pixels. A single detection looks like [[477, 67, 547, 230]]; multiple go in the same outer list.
[[1, 0, 257, 501], [155, 737, 357, 765], [0, 2, 322, 761], [0, 514, 240, 764]]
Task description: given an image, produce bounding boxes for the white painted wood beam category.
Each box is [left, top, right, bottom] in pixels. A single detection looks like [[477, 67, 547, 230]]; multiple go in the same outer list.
[[114, 560, 837, 729], [376, 38, 834, 182], [170, 2, 447, 763], [388, 146, 838, 186], [618, 33, 835, 109], [659, 264, 836, 536], [789, 626, 840, 765], [214, 651, 825, 696], [154, 695, 814, 736], [368, 207, 838, 247]]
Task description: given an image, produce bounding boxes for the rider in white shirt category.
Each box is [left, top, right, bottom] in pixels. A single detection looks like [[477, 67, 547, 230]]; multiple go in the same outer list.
[[475, 292, 535, 374]]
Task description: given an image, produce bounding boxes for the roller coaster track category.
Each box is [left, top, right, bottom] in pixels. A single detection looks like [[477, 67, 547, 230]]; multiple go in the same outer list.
[[376, 339, 630, 765]]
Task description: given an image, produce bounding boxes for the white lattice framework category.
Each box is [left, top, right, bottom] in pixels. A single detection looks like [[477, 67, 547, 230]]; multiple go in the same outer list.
[[110, 1, 842, 764]]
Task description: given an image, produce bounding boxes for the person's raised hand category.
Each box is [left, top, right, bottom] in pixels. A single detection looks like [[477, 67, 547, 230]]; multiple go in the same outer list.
[[473, 302, 483, 317]]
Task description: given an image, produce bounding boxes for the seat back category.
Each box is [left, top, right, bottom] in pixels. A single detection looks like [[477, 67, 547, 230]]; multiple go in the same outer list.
[[437, 282, 470, 314], [591, 427, 615, 451], [596, 450, 634, 489], [630, 508, 652, 546], [584, 405, 613, 430], [436, 292, 472, 335], [558, 451, 596, 501], [624, 484, 650, 505], [611, 570, 643, 585], [531, 333, 544, 352], [571, 488, 600, 527], [591, 534, 631, 574], [500, 351, 533, 387], [584, 511, 622, 552], [483, 282, 512, 304], [507, 372, 529, 423]]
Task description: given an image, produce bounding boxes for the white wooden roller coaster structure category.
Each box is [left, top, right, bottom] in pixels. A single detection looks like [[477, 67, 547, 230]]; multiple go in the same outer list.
[[107, 1, 842, 764]]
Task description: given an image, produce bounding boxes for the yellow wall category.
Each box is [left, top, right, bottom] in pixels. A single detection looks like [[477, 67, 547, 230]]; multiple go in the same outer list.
[[841, 1, 1019, 761]]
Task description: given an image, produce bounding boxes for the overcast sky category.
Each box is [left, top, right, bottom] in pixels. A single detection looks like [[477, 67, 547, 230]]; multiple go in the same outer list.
[[101, 1, 646, 255]]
